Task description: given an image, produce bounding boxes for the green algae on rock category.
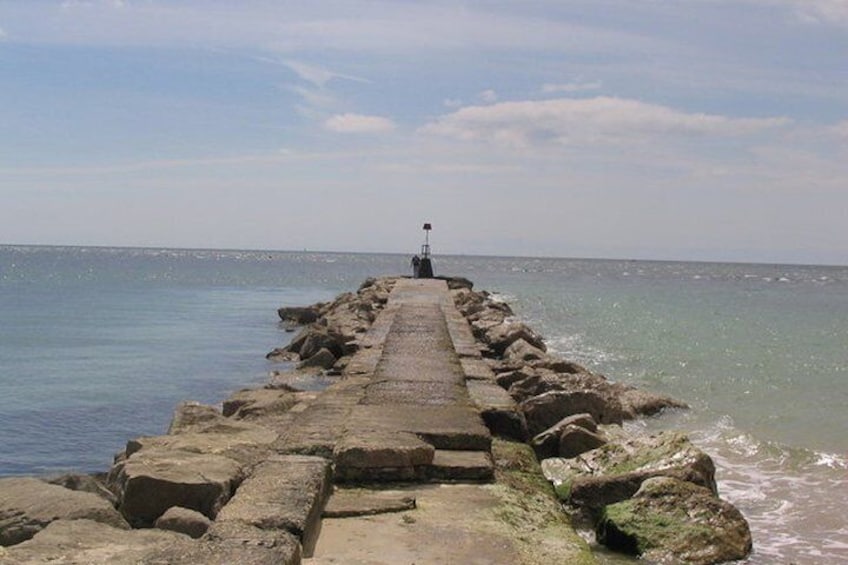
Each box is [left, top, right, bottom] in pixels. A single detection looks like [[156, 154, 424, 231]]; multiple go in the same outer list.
[[596, 476, 752, 564]]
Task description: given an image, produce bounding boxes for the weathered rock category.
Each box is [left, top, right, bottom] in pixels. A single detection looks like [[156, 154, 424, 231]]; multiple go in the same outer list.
[[278, 305, 321, 325], [429, 449, 495, 481], [204, 521, 302, 563], [521, 390, 627, 436], [2, 519, 184, 563], [442, 276, 474, 290], [618, 387, 689, 417], [265, 347, 299, 362], [167, 401, 226, 435], [504, 338, 548, 363], [558, 424, 607, 459], [110, 448, 244, 527], [323, 489, 417, 517], [223, 388, 300, 419], [334, 431, 435, 482], [466, 379, 528, 441], [297, 347, 337, 370], [215, 455, 332, 557], [530, 413, 598, 460], [494, 368, 535, 390], [0, 477, 128, 547], [508, 372, 564, 403], [541, 431, 717, 513], [125, 419, 279, 468], [155, 505, 212, 539], [483, 321, 547, 355], [531, 357, 587, 374], [297, 327, 348, 359], [4, 518, 298, 564], [44, 473, 117, 507], [597, 477, 752, 564]]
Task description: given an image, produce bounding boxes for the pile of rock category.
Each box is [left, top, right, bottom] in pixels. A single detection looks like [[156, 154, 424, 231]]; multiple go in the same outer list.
[[267, 277, 396, 372], [450, 284, 753, 565], [0, 275, 752, 564]]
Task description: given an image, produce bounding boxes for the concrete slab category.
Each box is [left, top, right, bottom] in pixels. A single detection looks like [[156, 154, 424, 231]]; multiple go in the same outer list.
[[429, 450, 494, 482], [215, 455, 332, 557]]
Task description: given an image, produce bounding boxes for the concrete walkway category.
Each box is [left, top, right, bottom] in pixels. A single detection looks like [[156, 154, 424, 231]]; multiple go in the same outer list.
[[301, 279, 593, 564]]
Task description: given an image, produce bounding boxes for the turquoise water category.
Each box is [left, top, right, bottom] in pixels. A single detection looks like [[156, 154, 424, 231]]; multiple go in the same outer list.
[[1, 246, 846, 562]]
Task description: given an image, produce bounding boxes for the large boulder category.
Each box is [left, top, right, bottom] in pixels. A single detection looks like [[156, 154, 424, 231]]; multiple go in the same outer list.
[[167, 401, 225, 434], [110, 448, 244, 527], [597, 477, 752, 564], [277, 305, 321, 325], [222, 388, 301, 419], [541, 431, 717, 513], [124, 419, 279, 468], [508, 371, 565, 403], [297, 347, 337, 370], [521, 390, 628, 436], [503, 338, 547, 363], [3, 518, 299, 564], [616, 386, 689, 417], [298, 327, 349, 359], [0, 477, 128, 546], [154, 505, 212, 539], [529, 413, 598, 460], [558, 425, 607, 459], [483, 322, 546, 355], [45, 473, 117, 507]]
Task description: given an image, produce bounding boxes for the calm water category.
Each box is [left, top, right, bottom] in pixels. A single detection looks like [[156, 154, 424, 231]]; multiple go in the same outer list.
[[1, 246, 846, 562]]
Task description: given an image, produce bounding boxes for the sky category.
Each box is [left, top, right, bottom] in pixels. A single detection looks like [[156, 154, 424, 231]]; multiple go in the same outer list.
[[1, 1, 847, 264]]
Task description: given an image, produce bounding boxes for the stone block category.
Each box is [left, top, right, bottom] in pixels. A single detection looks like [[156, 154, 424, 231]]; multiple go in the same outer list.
[[0, 477, 128, 547]]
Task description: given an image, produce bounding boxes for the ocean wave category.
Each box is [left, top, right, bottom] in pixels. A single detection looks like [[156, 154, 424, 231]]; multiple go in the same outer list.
[[544, 333, 622, 368]]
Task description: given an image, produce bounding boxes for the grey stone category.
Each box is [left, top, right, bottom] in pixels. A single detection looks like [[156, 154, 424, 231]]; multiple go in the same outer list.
[[558, 424, 607, 458], [215, 455, 331, 557], [504, 338, 547, 362], [521, 390, 627, 436], [297, 347, 337, 370], [0, 477, 128, 547], [530, 413, 598, 460], [154, 506, 212, 539], [167, 401, 225, 435], [222, 388, 300, 419], [110, 448, 244, 527], [483, 322, 547, 355]]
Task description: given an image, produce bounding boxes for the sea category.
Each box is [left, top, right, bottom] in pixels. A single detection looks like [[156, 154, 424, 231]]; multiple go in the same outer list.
[[0, 245, 845, 563]]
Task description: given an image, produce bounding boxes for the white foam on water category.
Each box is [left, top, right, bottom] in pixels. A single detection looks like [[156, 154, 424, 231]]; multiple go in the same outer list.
[[690, 416, 848, 563]]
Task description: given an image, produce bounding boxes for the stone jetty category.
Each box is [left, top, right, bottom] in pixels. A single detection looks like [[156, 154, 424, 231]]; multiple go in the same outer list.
[[0, 276, 751, 564]]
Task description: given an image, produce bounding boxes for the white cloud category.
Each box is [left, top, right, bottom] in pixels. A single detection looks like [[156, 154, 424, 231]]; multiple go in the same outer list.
[[420, 97, 791, 147], [541, 81, 602, 94], [830, 120, 848, 139], [786, 0, 848, 27], [479, 89, 498, 103], [0, 26, 6, 40], [443, 98, 463, 108], [324, 113, 396, 134], [283, 60, 369, 88]]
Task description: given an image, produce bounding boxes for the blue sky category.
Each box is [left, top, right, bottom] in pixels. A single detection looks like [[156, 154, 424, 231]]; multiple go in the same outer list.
[[1, 1, 847, 264]]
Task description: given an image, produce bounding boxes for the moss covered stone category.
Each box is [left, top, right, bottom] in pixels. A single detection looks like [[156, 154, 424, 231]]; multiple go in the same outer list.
[[597, 477, 752, 564]]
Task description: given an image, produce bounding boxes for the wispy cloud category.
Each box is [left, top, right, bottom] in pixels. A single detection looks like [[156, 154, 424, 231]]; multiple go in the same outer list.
[[421, 97, 792, 148], [784, 0, 848, 27], [479, 90, 498, 104], [324, 113, 396, 134], [283, 60, 369, 88], [541, 81, 603, 94]]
